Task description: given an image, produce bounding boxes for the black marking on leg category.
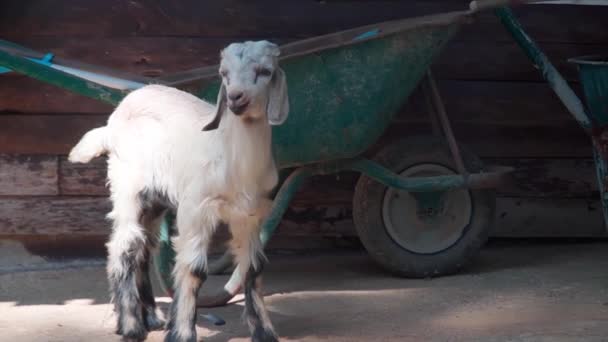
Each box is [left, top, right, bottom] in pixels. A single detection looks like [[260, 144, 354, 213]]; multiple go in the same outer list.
[[164, 288, 198, 342], [138, 188, 175, 217], [136, 248, 165, 331], [110, 238, 148, 341], [190, 262, 208, 282], [165, 266, 205, 342], [245, 262, 278, 342]]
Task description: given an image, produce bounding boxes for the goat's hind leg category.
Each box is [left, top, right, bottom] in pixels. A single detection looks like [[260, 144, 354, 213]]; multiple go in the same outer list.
[[107, 221, 149, 341], [138, 205, 169, 331]]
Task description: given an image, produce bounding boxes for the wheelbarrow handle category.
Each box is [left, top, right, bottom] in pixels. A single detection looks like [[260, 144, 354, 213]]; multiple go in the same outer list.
[[469, 0, 527, 11]]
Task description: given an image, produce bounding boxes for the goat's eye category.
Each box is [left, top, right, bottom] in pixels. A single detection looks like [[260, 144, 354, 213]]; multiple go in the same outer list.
[[220, 69, 228, 78], [256, 68, 272, 77]]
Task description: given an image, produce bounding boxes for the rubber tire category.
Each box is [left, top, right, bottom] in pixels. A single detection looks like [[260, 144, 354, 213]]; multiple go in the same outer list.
[[352, 136, 495, 278]]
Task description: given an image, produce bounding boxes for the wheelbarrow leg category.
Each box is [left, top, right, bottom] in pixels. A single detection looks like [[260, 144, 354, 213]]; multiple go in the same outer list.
[[423, 70, 468, 178], [592, 147, 608, 229], [197, 167, 313, 307]]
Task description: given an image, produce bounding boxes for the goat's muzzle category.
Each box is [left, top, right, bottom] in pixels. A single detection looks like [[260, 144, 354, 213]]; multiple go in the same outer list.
[[229, 101, 249, 115], [227, 90, 249, 115]]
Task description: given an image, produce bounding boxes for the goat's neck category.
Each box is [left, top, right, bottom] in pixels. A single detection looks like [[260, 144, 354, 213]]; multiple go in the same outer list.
[[220, 113, 275, 193]]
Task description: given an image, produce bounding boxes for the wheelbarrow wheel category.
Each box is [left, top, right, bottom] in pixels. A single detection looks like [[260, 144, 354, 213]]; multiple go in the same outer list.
[[352, 136, 495, 278]]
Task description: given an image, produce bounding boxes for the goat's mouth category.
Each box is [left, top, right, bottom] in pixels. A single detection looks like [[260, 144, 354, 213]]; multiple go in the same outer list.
[[229, 102, 249, 116]]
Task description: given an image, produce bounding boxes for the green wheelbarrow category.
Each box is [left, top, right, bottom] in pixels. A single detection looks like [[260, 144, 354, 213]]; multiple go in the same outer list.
[[2, 0, 604, 309]]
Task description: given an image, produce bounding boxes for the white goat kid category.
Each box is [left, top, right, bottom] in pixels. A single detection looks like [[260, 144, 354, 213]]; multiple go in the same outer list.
[[69, 40, 289, 342]]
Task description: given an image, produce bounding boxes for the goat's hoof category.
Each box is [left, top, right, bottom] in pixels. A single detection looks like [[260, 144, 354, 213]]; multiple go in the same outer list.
[[164, 329, 197, 342], [119, 330, 148, 342], [121, 337, 146, 342], [146, 312, 166, 331], [116, 322, 148, 342], [252, 328, 279, 342]]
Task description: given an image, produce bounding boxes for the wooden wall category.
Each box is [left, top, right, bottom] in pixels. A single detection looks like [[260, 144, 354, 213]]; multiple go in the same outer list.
[[1, 0, 608, 248]]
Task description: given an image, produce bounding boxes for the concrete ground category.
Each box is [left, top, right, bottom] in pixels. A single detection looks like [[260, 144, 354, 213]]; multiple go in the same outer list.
[[1, 239, 608, 342]]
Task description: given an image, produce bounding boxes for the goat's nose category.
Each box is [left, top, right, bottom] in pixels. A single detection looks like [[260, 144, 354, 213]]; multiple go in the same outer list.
[[228, 91, 244, 102]]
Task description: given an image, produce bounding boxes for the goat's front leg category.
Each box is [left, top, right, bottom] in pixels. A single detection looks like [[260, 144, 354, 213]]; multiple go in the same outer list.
[[165, 205, 218, 342], [229, 205, 278, 342]]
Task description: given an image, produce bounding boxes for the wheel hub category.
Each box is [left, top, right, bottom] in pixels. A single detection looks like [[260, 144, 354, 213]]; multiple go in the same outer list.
[[382, 164, 472, 254]]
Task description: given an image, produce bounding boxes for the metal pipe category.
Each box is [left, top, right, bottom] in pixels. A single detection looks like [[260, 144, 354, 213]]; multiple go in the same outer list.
[[426, 71, 469, 177], [260, 167, 314, 244], [494, 7, 591, 131], [0, 49, 125, 105], [347, 158, 510, 192], [422, 76, 443, 138]]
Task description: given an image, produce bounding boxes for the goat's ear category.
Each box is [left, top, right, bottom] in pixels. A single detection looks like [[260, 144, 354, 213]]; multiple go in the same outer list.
[[267, 67, 289, 126], [202, 83, 226, 131]]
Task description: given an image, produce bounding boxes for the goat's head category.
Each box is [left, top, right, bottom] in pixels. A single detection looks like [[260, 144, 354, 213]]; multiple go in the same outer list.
[[203, 40, 289, 131]]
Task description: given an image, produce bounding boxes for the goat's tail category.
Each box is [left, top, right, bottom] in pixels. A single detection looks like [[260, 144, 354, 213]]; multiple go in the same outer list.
[[68, 126, 109, 163]]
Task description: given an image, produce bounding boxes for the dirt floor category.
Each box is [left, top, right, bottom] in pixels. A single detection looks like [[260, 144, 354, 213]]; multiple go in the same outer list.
[[1, 239, 608, 342]]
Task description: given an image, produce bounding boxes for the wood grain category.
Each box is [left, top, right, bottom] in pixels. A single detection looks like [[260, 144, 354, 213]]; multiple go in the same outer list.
[[0, 1, 462, 38], [0, 114, 107, 154], [0, 197, 111, 235], [1, 1, 606, 44], [0, 155, 58, 195], [59, 156, 108, 196], [0, 77, 113, 114], [493, 197, 605, 237]]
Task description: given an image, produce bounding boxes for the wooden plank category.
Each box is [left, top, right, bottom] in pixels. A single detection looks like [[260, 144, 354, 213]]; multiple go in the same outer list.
[[460, 6, 608, 45], [0, 77, 113, 114], [1, 1, 606, 44], [493, 197, 605, 237], [493, 158, 597, 199], [378, 122, 592, 159], [0, 114, 107, 154], [434, 41, 606, 83], [0, 155, 58, 195], [59, 156, 108, 196], [4, 37, 234, 78], [0, 197, 111, 235], [399, 80, 585, 127], [0, 0, 462, 38]]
